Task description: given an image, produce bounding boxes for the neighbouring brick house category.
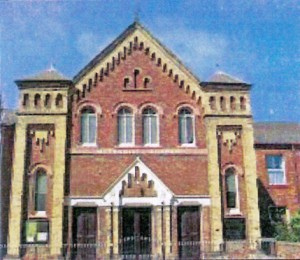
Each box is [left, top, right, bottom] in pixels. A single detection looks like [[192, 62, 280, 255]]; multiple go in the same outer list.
[[1, 21, 299, 259]]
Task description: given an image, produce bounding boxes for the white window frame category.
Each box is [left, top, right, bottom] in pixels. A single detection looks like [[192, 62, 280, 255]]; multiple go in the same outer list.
[[225, 169, 241, 215], [34, 171, 47, 215], [266, 155, 286, 185], [80, 109, 97, 146], [118, 108, 134, 147], [142, 108, 159, 146], [178, 108, 196, 146]]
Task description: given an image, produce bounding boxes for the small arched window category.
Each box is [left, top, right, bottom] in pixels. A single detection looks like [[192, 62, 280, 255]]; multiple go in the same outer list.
[[35, 170, 47, 212], [178, 108, 194, 145], [240, 96, 246, 111], [80, 107, 97, 145], [143, 108, 158, 145], [225, 168, 238, 209], [55, 94, 63, 108], [44, 94, 51, 108], [118, 108, 133, 145], [34, 94, 41, 108]]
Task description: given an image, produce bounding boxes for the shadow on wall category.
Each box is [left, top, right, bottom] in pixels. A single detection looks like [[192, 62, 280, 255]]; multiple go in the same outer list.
[[257, 179, 277, 238]]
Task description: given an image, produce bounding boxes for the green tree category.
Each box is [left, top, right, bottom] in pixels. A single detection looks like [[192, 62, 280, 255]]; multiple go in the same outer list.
[[276, 210, 300, 242]]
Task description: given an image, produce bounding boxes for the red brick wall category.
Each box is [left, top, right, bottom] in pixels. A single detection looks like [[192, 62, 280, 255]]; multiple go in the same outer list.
[[69, 154, 208, 196], [0, 125, 15, 255], [256, 147, 300, 213], [71, 50, 206, 149], [276, 241, 300, 259]]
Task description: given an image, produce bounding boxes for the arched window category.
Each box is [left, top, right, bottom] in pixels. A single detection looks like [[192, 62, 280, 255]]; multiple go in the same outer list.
[[44, 94, 51, 108], [118, 108, 133, 145], [35, 170, 47, 212], [34, 94, 41, 108], [55, 94, 63, 108], [143, 108, 158, 145], [178, 108, 194, 145], [80, 107, 97, 145], [225, 168, 238, 209]]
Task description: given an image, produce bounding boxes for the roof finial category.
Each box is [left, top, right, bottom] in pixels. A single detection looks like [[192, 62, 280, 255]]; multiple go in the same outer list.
[[134, 0, 140, 23], [49, 62, 56, 72]]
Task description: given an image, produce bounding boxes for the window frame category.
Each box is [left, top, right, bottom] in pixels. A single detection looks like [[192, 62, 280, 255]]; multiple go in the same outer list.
[[224, 167, 241, 215], [34, 170, 47, 214], [118, 107, 134, 146], [178, 108, 196, 146], [142, 107, 159, 146], [266, 155, 286, 185], [25, 220, 49, 244], [80, 107, 97, 146]]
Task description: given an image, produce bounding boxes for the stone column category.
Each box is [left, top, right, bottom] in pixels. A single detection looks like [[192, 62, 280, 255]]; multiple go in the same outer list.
[[163, 206, 171, 257], [50, 116, 67, 256], [201, 206, 211, 255], [152, 206, 162, 257], [171, 206, 178, 257], [66, 206, 73, 259], [242, 123, 261, 249], [205, 119, 223, 251], [112, 207, 119, 257], [105, 207, 112, 256], [6, 119, 26, 257]]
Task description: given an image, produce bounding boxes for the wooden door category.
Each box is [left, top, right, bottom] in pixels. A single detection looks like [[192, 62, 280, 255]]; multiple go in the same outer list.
[[74, 208, 97, 260], [178, 206, 200, 259], [122, 208, 151, 258]]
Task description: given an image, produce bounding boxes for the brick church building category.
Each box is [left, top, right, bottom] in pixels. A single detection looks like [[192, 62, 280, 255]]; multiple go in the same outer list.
[[1, 22, 299, 259]]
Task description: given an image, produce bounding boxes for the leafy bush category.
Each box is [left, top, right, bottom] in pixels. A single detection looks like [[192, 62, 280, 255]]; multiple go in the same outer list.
[[275, 210, 300, 242]]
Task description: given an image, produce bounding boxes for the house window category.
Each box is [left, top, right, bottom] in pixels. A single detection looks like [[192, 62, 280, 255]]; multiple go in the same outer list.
[[81, 107, 97, 145], [178, 108, 194, 145], [225, 168, 238, 210], [26, 220, 49, 243], [223, 218, 246, 240], [266, 155, 285, 184], [143, 108, 158, 145], [34, 170, 47, 212], [118, 108, 133, 145]]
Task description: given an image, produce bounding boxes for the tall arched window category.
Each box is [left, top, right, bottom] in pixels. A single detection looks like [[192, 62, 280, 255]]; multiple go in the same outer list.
[[81, 107, 97, 145], [143, 108, 158, 145], [118, 108, 133, 145], [225, 168, 238, 209], [35, 170, 47, 212], [178, 108, 194, 145]]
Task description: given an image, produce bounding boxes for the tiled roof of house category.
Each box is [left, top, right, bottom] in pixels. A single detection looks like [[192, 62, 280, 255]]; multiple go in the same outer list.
[[1, 109, 16, 126], [208, 71, 246, 84], [17, 66, 70, 82], [254, 122, 300, 144]]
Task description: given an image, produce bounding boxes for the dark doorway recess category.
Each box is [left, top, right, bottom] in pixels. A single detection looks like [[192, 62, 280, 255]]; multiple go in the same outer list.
[[178, 206, 200, 259], [121, 207, 151, 259], [72, 207, 97, 260]]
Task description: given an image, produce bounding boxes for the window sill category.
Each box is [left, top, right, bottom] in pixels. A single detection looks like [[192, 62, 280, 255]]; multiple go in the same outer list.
[[179, 144, 197, 148], [117, 143, 135, 148], [143, 144, 160, 147], [268, 184, 289, 189], [29, 211, 47, 218], [81, 143, 97, 147], [226, 209, 242, 216]]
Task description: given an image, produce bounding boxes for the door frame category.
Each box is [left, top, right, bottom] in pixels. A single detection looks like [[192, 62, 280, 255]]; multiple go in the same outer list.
[[72, 207, 97, 259]]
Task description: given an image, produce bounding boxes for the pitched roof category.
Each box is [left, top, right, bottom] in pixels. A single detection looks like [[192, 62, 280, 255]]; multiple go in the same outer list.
[[17, 66, 70, 82], [254, 122, 300, 144], [73, 21, 201, 84], [208, 71, 246, 84], [1, 109, 16, 126]]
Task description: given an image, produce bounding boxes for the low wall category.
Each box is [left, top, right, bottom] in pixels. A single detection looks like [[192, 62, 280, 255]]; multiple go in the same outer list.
[[276, 241, 300, 259]]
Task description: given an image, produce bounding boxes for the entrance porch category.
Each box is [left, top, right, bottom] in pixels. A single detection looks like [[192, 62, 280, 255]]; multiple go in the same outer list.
[[66, 204, 210, 259]]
